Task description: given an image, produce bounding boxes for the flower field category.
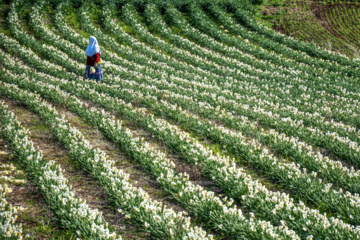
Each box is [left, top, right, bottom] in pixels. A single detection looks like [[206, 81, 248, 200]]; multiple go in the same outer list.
[[0, 0, 360, 239]]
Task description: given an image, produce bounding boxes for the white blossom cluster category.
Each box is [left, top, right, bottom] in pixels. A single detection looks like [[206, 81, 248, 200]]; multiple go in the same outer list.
[[0, 183, 25, 239], [0, 163, 26, 185]]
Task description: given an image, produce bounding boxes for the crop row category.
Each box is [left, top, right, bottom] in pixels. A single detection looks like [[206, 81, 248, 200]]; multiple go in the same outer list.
[[325, 4, 360, 50], [0, 97, 119, 239], [0, 182, 24, 239]]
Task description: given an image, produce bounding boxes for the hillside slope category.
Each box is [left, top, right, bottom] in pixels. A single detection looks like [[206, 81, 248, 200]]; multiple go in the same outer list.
[[260, 0, 360, 57]]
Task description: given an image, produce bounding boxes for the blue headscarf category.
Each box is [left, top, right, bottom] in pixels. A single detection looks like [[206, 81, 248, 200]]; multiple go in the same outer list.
[[85, 36, 101, 57]]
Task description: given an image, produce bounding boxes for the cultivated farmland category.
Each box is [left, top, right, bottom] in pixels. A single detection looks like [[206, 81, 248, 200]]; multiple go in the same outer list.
[[1, 0, 360, 239], [261, 0, 360, 57]]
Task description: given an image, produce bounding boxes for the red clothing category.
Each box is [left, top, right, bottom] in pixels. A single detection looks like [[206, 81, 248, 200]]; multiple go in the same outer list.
[[86, 53, 100, 66]]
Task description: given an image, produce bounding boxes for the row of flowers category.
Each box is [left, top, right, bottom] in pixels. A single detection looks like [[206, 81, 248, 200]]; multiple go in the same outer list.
[[0, 98, 119, 239]]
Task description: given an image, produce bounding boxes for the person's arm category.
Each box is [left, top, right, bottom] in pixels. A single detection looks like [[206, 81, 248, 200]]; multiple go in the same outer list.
[[93, 53, 100, 67]]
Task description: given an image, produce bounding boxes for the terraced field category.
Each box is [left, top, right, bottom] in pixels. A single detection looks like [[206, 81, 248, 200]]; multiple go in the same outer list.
[[261, 0, 360, 57], [1, 0, 360, 239]]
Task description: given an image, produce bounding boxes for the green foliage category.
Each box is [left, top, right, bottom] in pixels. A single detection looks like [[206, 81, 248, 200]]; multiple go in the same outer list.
[[46, 0, 254, 9], [109, 0, 252, 8], [263, 0, 286, 6], [4, 0, 255, 14], [250, 0, 263, 5]]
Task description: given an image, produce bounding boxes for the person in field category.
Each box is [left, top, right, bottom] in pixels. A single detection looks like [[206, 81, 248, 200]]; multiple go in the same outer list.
[[84, 36, 103, 82]]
